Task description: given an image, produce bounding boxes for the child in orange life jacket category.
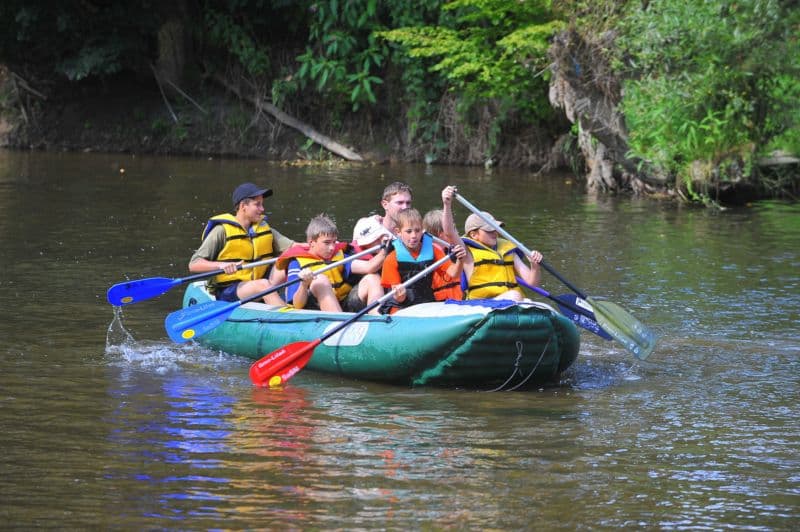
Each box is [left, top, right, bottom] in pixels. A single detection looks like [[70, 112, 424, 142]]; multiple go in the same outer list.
[[380, 208, 467, 314], [281, 214, 388, 313], [423, 209, 464, 301]]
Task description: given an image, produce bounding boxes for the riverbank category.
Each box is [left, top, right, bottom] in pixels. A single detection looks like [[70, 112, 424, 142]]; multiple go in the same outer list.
[[0, 69, 559, 169], [2, 65, 796, 207], [1, 70, 346, 161]]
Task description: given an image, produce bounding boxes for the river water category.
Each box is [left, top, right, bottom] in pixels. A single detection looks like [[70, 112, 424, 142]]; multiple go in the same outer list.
[[0, 150, 797, 529]]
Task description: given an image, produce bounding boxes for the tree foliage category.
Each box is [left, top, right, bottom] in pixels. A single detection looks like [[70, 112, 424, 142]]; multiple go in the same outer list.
[[614, 0, 800, 197], [290, 1, 454, 113], [1, 0, 796, 201], [0, 1, 165, 80], [378, 0, 564, 121]]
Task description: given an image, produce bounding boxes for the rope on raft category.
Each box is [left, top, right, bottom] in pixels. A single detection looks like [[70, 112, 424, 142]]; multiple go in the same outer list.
[[484, 334, 552, 392]]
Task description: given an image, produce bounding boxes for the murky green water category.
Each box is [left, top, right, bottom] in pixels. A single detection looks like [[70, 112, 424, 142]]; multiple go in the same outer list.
[[1, 150, 798, 529]]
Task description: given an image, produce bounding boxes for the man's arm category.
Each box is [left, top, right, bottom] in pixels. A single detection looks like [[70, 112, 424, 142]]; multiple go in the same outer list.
[[189, 225, 230, 273], [271, 228, 296, 254]]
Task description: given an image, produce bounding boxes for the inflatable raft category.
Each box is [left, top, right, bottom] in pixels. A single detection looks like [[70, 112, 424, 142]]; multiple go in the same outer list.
[[181, 282, 581, 389]]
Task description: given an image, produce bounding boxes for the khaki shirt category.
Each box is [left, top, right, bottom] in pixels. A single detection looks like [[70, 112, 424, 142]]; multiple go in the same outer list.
[[190, 225, 295, 264]]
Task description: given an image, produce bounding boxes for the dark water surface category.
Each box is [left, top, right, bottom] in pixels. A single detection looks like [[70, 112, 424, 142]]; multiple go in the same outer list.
[[1, 150, 798, 529]]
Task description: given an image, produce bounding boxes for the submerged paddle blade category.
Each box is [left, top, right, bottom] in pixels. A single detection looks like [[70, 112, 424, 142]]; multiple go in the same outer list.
[[250, 340, 319, 387], [164, 300, 238, 343], [554, 294, 614, 341], [270, 350, 314, 387], [588, 298, 657, 360], [107, 277, 178, 306]]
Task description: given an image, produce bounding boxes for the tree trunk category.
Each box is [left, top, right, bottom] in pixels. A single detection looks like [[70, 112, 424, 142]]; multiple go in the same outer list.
[[156, 19, 187, 88], [211, 72, 365, 162]]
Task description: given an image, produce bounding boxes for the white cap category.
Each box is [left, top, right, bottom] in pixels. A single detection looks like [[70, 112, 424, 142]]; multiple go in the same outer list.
[[353, 216, 392, 246]]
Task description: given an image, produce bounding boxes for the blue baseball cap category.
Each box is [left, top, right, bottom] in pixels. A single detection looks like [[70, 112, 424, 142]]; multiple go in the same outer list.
[[232, 182, 273, 207]]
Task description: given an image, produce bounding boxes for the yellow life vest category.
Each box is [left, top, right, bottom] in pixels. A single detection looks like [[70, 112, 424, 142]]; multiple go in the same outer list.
[[463, 237, 522, 299], [203, 213, 275, 285], [294, 249, 352, 301]]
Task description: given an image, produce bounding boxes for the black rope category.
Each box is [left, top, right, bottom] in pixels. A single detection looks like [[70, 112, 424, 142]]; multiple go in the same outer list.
[[504, 335, 551, 392], [226, 315, 392, 326], [484, 340, 525, 392], [483, 333, 553, 392]]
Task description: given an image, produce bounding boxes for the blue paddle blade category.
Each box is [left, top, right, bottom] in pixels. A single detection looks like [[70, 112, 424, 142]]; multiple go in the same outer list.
[[107, 277, 179, 306], [164, 299, 238, 343], [554, 294, 614, 341]]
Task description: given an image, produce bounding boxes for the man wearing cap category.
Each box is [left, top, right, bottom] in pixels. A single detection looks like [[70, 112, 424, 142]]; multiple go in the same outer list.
[[461, 211, 543, 301], [189, 182, 295, 305]]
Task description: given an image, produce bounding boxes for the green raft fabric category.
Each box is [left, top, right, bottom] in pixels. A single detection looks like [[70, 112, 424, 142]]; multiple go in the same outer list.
[[182, 283, 580, 389]]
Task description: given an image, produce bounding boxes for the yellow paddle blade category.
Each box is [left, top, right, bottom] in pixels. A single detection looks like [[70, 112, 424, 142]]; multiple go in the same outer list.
[[588, 298, 657, 360]]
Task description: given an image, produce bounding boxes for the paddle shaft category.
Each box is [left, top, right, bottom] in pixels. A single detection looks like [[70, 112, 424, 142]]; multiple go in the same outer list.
[[166, 243, 383, 341], [515, 276, 589, 320], [456, 191, 657, 358], [241, 243, 383, 305], [182, 257, 279, 284], [319, 252, 454, 344], [454, 193, 586, 298], [249, 251, 454, 386], [107, 257, 280, 306], [515, 276, 613, 341]]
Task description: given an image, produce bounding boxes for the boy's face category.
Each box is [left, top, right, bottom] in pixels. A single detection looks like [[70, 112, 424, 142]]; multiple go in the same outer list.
[[395, 221, 423, 251], [471, 228, 497, 248], [309, 233, 338, 260], [239, 197, 264, 224], [381, 191, 412, 219]]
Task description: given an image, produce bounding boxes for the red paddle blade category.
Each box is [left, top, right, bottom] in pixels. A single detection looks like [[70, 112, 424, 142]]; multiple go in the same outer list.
[[264, 350, 315, 389], [249, 340, 320, 387]]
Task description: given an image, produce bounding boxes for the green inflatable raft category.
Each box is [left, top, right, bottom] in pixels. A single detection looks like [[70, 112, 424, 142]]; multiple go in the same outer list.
[[182, 282, 580, 389]]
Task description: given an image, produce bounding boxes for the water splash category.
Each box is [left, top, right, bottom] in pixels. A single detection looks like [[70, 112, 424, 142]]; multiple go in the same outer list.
[[104, 306, 241, 375], [106, 305, 136, 347]]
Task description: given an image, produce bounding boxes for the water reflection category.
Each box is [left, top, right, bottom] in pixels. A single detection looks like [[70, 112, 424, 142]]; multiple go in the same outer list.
[[2, 149, 799, 529]]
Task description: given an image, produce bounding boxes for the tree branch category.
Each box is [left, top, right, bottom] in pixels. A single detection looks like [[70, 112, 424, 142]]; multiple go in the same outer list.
[[209, 70, 364, 162]]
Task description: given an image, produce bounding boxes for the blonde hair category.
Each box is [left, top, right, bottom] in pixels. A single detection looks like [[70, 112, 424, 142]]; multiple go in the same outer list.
[[422, 209, 443, 236], [392, 208, 423, 230], [306, 214, 338, 241], [381, 181, 413, 201]]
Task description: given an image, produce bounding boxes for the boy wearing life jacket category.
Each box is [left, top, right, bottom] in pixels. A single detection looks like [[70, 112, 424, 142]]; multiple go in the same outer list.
[[380, 208, 466, 314], [423, 209, 464, 301], [461, 211, 543, 301], [189, 182, 294, 305], [281, 215, 388, 313]]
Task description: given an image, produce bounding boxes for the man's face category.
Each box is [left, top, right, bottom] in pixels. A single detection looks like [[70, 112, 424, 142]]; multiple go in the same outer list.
[[381, 191, 412, 219]]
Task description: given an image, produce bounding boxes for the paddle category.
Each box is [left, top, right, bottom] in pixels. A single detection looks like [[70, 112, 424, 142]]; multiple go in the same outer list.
[[164, 243, 383, 344], [249, 251, 456, 387], [454, 192, 657, 360], [515, 276, 613, 341], [428, 231, 612, 340], [107, 258, 280, 306]]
